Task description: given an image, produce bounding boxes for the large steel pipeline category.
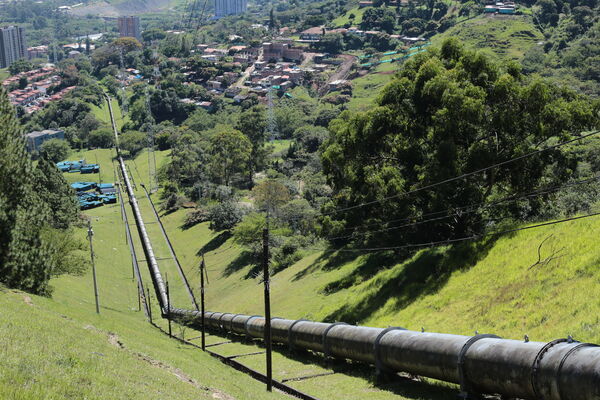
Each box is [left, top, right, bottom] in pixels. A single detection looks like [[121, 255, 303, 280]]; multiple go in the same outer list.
[[106, 94, 169, 314], [169, 309, 600, 400], [105, 94, 600, 399]]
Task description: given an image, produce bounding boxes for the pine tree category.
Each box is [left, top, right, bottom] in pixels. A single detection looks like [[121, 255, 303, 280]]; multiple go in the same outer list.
[[35, 157, 79, 229], [269, 8, 277, 32], [0, 89, 53, 295]]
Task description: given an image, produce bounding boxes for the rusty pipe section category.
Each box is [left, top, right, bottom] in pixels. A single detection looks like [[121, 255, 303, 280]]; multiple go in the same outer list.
[[106, 94, 169, 314], [170, 309, 600, 400]]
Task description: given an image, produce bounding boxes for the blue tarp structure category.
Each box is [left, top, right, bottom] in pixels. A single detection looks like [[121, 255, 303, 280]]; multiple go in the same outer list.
[[63, 162, 116, 209], [56, 160, 86, 172], [56, 160, 100, 174], [81, 164, 100, 174], [98, 183, 116, 195], [71, 182, 97, 192], [77, 188, 116, 210]]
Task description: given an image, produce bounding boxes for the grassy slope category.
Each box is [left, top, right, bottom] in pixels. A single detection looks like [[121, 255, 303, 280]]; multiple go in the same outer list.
[[332, 6, 367, 27], [0, 148, 287, 400], [347, 69, 395, 112], [6, 148, 600, 399], [164, 210, 600, 344], [0, 68, 9, 82], [90, 97, 129, 130], [431, 14, 543, 60]]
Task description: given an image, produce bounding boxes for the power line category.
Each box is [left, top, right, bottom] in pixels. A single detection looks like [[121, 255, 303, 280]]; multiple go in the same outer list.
[[322, 130, 600, 216], [325, 175, 600, 240], [309, 211, 600, 254], [195, 0, 211, 30]]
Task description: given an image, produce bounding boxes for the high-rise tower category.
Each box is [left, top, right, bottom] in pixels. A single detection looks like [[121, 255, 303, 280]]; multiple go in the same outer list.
[[0, 26, 27, 69], [117, 16, 141, 41], [214, 0, 247, 18]]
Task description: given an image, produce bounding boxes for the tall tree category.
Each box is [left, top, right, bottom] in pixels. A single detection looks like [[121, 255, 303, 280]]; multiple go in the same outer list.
[[235, 106, 268, 184], [209, 129, 251, 186], [321, 39, 598, 246], [0, 90, 53, 295], [34, 158, 79, 229]]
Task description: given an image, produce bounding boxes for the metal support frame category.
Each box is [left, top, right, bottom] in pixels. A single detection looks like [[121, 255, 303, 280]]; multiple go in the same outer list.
[[281, 371, 336, 383], [227, 351, 266, 360], [166, 280, 172, 338], [206, 341, 232, 348], [457, 334, 501, 399], [147, 288, 153, 323]]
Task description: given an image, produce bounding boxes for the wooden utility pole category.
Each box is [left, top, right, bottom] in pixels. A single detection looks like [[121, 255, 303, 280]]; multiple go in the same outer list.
[[200, 253, 207, 351], [262, 223, 273, 392], [166, 279, 172, 338], [147, 287, 153, 323], [87, 221, 100, 314]]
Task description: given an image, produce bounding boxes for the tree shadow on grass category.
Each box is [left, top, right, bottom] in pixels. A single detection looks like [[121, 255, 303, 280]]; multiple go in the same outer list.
[[196, 231, 232, 256], [320, 251, 402, 294], [221, 251, 255, 278], [292, 249, 359, 282], [199, 327, 457, 400], [322, 237, 498, 324]]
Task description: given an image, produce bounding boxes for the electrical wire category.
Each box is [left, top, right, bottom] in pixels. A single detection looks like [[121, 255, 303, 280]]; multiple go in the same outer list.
[[325, 175, 600, 240], [322, 130, 600, 216], [195, 0, 210, 30], [308, 211, 600, 254]]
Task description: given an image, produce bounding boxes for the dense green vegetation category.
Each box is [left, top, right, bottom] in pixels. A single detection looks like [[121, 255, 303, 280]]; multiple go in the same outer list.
[[321, 39, 599, 251], [2, 0, 600, 397], [0, 90, 83, 296]]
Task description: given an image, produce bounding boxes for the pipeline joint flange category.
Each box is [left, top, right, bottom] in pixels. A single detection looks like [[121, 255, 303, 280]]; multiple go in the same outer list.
[[530, 338, 579, 400], [288, 319, 310, 351], [373, 327, 407, 376], [457, 334, 501, 399], [555, 342, 598, 400], [244, 315, 261, 340], [322, 322, 348, 359], [229, 313, 242, 334], [218, 313, 231, 332]]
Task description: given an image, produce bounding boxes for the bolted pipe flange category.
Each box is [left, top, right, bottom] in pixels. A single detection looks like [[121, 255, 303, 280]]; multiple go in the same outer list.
[[531, 338, 570, 400], [244, 315, 261, 339], [556, 342, 599, 400], [457, 334, 501, 399], [322, 322, 348, 359], [373, 327, 407, 376], [288, 319, 310, 350]]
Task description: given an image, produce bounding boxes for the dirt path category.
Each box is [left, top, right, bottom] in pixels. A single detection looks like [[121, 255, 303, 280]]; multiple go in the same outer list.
[[319, 54, 356, 95], [106, 332, 235, 399]]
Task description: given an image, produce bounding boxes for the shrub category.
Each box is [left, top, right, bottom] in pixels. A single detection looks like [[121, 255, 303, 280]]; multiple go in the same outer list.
[[183, 208, 210, 228], [208, 201, 245, 231]]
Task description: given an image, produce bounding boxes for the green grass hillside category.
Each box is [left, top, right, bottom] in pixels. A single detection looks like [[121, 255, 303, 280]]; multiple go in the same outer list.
[[4, 143, 600, 399], [164, 209, 600, 344], [0, 148, 287, 400], [432, 14, 543, 60], [332, 6, 368, 27]]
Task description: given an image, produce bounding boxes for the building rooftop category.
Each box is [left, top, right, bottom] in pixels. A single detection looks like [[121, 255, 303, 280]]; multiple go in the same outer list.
[[301, 27, 325, 35], [26, 129, 64, 139]]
